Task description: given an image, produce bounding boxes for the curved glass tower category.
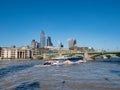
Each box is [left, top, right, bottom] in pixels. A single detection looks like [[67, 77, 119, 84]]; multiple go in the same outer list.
[[40, 30, 45, 48]]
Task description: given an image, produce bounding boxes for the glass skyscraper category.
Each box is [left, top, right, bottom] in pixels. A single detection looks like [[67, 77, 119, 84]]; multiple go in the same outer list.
[[47, 36, 53, 46], [40, 30, 45, 48]]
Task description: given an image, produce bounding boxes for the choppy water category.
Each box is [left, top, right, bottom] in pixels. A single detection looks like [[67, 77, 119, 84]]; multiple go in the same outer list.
[[0, 58, 120, 90]]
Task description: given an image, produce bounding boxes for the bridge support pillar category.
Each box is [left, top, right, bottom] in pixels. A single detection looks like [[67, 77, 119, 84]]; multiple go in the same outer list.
[[84, 52, 94, 61], [43, 54, 47, 59]]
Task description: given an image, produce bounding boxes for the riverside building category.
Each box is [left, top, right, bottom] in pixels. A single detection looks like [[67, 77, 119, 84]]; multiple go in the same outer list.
[[1, 46, 32, 60]]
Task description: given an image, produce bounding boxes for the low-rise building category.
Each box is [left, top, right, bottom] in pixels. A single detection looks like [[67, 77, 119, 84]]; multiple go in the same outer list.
[[1, 46, 32, 60], [1, 47, 17, 59], [17, 46, 32, 59]]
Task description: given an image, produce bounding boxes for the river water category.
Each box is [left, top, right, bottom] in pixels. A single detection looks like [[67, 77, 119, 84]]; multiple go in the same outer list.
[[0, 58, 120, 90]]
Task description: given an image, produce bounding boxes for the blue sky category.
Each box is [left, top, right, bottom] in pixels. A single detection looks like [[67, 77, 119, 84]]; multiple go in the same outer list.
[[0, 0, 120, 50]]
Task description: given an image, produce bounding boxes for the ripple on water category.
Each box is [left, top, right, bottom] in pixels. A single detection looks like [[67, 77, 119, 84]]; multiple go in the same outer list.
[[110, 70, 120, 77], [0, 60, 120, 90]]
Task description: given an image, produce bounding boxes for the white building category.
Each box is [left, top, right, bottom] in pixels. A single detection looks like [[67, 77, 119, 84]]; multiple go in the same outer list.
[[1, 46, 32, 60], [1, 48, 17, 59], [17, 46, 32, 59]]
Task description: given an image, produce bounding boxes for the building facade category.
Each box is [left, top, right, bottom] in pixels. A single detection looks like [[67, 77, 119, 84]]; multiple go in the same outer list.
[[1, 46, 32, 60], [17, 46, 32, 59], [1, 48, 18, 59]]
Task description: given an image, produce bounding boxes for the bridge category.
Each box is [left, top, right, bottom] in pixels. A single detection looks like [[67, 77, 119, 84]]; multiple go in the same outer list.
[[70, 51, 120, 60], [35, 51, 120, 60], [87, 51, 120, 57]]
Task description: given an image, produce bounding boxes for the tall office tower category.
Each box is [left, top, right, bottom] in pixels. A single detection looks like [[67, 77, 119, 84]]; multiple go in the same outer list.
[[36, 42, 40, 48], [31, 39, 37, 48], [73, 39, 77, 46], [40, 30, 46, 48], [68, 39, 76, 49], [47, 36, 53, 46]]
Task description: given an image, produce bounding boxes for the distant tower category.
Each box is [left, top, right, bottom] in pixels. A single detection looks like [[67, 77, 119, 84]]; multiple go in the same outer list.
[[47, 36, 53, 46], [73, 39, 77, 46], [68, 39, 77, 50], [40, 30, 45, 48], [31, 39, 37, 48], [58, 40, 63, 48]]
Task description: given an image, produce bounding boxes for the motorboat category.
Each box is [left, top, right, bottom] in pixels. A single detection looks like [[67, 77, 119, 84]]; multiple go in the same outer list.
[[44, 56, 86, 66], [63, 56, 86, 64], [43, 60, 64, 66], [51, 56, 71, 60]]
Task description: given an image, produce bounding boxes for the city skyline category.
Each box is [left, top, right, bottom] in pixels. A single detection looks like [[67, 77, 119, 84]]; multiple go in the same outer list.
[[0, 0, 120, 50]]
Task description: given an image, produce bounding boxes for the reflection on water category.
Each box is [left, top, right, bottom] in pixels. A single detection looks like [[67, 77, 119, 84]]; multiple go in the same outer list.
[[0, 58, 120, 90], [110, 70, 120, 77], [16, 82, 40, 90], [0, 64, 34, 78]]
